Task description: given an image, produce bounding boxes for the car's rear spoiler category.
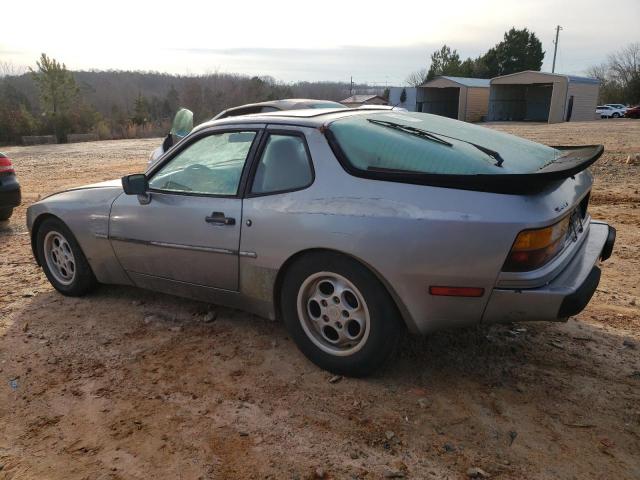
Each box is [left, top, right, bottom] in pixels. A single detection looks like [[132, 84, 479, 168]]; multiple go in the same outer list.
[[326, 133, 604, 195]]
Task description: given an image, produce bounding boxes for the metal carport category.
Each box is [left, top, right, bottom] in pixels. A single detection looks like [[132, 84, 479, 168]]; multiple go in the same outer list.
[[488, 71, 600, 123], [417, 76, 490, 122]]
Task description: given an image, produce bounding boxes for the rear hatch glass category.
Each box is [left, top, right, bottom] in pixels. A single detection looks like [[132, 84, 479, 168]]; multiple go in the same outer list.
[[327, 112, 602, 193]]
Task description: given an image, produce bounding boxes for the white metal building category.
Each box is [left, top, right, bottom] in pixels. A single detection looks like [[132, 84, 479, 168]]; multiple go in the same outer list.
[[487, 71, 600, 123]]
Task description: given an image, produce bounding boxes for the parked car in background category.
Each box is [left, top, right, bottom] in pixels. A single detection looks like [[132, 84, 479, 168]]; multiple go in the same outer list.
[[596, 105, 626, 118], [212, 98, 346, 120], [27, 109, 615, 376], [149, 100, 347, 166], [149, 108, 194, 166], [605, 104, 628, 114], [623, 105, 640, 119], [0, 152, 21, 221]]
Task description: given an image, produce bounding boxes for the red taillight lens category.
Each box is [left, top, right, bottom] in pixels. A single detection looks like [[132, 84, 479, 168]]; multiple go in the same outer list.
[[0, 153, 14, 174]]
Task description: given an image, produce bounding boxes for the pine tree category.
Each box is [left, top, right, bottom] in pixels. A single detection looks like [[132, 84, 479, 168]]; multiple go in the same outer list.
[[131, 93, 149, 126], [480, 28, 545, 77], [30, 53, 79, 141], [426, 45, 462, 80]]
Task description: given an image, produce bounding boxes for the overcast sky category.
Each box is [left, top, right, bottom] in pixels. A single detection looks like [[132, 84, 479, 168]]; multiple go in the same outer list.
[[2, 0, 638, 85]]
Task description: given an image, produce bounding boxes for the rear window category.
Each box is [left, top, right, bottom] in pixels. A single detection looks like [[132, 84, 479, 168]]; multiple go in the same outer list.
[[328, 112, 562, 176]]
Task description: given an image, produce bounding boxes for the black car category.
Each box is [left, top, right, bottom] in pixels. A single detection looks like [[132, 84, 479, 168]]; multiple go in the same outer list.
[[0, 152, 21, 220]]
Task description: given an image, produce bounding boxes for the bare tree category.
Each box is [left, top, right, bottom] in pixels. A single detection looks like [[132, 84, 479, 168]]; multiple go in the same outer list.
[[607, 42, 639, 85], [0, 60, 26, 77], [586, 63, 609, 83], [405, 68, 427, 87], [588, 43, 640, 104]]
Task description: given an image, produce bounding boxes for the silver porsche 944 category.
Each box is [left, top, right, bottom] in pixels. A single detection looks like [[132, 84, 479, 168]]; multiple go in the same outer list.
[[26, 109, 616, 376]]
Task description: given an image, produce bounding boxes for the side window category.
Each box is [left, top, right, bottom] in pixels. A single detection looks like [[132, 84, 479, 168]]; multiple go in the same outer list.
[[149, 131, 256, 196], [251, 134, 313, 194]]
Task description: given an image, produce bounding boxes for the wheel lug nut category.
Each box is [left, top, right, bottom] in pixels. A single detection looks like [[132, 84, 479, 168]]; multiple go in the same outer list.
[[322, 315, 329, 322], [332, 296, 340, 304], [336, 321, 342, 329], [321, 299, 328, 306], [342, 310, 349, 318]]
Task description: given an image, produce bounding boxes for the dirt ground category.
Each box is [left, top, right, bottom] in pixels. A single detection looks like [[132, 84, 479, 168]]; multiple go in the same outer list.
[[1, 120, 639, 480]]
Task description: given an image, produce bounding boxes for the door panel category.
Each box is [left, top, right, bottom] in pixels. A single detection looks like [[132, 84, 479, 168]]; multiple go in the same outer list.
[[108, 126, 262, 292], [110, 192, 242, 291]]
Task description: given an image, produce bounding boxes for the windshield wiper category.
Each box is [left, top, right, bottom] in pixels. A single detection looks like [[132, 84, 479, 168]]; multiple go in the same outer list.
[[367, 118, 505, 167], [367, 119, 453, 147]]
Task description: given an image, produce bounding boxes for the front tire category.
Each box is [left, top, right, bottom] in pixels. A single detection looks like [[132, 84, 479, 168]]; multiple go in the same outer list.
[[612, 112, 620, 118], [0, 207, 13, 221], [281, 252, 401, 376], [36, 218, 97, 296]]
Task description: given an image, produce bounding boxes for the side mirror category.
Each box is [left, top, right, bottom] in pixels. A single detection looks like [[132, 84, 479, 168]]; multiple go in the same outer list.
[[122, 174, 148, 195]]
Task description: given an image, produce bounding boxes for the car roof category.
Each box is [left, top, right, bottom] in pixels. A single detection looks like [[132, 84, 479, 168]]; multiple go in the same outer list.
[[195, 107, 395, 131]]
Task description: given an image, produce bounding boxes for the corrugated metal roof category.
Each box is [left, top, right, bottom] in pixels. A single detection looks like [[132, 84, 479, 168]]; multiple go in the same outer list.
[[439, 76, 491, 87], [565, 74, 600, 85], [491, 70, 600, 85], [341, 94, 385, 103]]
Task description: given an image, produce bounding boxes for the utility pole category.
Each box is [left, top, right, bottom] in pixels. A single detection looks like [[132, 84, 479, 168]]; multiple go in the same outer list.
[[552, 25, 563, 73], [350, 76, 354, 96]]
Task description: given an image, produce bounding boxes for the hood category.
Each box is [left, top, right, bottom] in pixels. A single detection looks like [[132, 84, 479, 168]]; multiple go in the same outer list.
[[41, 179, 123, 200]]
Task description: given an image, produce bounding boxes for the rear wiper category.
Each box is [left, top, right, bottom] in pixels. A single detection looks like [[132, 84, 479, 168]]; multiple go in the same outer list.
[[367, 119, 453, 147], [467, 142, 505, 168], [367, 118, 505, 167]]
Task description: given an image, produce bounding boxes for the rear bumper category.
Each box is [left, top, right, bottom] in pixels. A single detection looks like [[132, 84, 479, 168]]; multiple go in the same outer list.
[[482, 222, 615, 323], [0, 174, 21, 207]]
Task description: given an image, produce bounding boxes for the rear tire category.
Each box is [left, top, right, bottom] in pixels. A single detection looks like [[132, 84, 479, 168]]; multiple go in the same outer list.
[[0, 207, 12, 221], [36, 217, 97, 296], [281, 252, 401, 377], [612, 112, 620, 118]]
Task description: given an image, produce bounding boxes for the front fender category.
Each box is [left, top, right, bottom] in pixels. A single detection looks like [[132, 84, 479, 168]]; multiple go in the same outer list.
[[27, 186, 132, 286]]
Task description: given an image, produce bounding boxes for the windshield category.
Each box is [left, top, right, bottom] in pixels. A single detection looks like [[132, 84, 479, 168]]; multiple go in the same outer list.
[[328, 112, 561, 176]]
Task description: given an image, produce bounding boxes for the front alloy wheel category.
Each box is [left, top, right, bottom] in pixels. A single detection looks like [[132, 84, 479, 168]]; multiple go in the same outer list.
[[43, 231, 77, 285], [36, 217, 97, 296]]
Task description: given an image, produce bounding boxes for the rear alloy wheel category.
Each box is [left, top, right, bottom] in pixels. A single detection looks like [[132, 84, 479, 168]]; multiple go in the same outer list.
[[612, 112, 620, 118], [0, 207, 13, 221], [36, 218, 97, 296], [281, 252, 401, 376], [298, 272, 371, 356]]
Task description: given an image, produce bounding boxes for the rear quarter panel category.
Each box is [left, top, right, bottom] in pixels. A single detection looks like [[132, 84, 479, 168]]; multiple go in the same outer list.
[[240, 126, 593, 333]]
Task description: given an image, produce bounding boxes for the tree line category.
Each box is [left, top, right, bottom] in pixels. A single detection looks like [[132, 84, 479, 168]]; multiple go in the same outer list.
[[0, 54, 376, 145], [406, 28, 639, 106], [406, 27, 545, 85]]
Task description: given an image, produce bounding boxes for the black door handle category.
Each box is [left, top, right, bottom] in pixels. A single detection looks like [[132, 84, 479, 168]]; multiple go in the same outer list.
[[205, 212, 235, 225]]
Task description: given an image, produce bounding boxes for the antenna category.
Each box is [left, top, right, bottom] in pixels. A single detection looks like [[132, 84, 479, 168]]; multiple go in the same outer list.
[[552, 25, 563, 73]]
